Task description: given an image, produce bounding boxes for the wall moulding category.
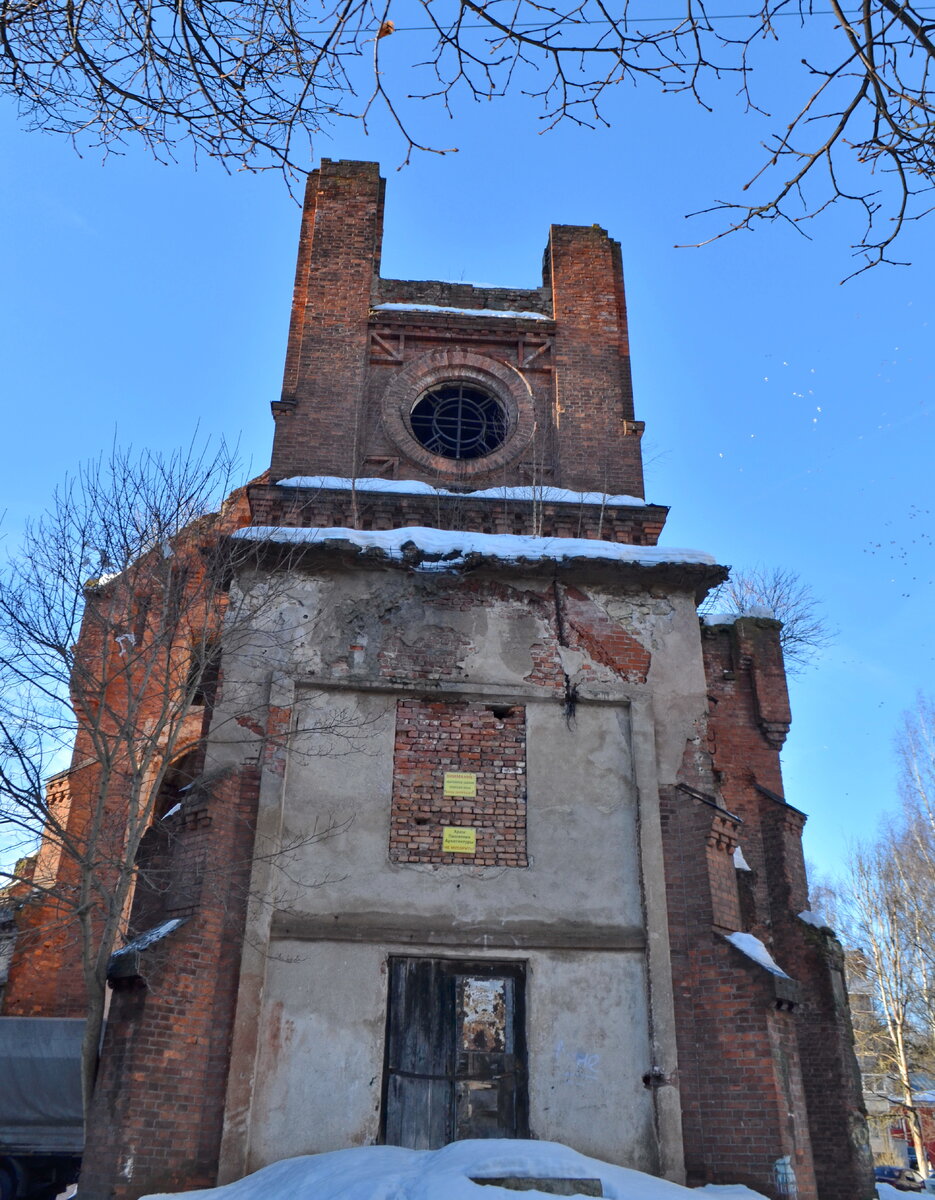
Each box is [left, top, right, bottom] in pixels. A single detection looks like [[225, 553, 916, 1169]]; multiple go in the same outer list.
[[268, 913, 648, 951], [379, 348, 537, 477], [293, 675, 640, 705]]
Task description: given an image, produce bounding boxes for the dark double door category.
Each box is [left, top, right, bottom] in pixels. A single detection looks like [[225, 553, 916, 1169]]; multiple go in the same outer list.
[[382, 957, 528, 1148]]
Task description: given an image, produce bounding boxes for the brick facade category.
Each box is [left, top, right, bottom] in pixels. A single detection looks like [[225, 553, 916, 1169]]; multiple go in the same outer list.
[[1, 767, 88, 1017], [80, 764, 262, 1198], [246, 481, 667, 545], [2, 161, 874, 1200]]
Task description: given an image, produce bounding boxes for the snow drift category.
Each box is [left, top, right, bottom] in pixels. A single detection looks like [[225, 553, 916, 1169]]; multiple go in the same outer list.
[[140, 1140, 771, 1200]]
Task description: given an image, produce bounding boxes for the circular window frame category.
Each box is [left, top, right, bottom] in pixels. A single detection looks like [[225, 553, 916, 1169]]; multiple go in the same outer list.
[[409, 380, 509, 462], [380, 350, 536, 477]]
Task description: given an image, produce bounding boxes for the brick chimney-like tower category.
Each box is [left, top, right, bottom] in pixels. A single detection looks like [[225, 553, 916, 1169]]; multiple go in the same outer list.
[[268, 159, 645, 500]]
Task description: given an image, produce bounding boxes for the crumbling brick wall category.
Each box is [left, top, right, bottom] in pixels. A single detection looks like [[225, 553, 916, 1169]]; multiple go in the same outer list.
[[79, 764, 262, 1200], [663, 614, 874, 1200]]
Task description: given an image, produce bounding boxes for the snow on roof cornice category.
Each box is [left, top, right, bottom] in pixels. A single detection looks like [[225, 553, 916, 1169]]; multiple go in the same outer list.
[[701, 605, 777, 626], [373, 302, 551, 321], [733, 847, 752, 871], [276, 475, 651, 508], [232, 524, 716, 572]]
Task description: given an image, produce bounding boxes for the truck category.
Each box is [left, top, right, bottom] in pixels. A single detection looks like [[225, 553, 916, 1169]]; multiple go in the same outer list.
[[0, 1018, 84, 1200]]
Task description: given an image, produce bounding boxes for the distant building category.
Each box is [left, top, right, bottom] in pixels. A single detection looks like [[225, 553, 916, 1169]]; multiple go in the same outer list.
[[4, 161, 874, 1200]]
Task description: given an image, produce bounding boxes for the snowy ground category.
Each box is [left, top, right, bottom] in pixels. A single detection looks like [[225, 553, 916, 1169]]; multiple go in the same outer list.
[[140, 1140, 774, 1200]]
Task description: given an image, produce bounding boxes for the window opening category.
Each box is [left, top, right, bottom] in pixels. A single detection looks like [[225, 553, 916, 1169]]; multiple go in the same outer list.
[[188, 642, 220, 709], [410, 382, 508, 460]]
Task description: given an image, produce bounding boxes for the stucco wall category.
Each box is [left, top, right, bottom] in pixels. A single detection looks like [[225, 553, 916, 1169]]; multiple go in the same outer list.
[[247, 942, 655, 1171], [215, 559, 711, 1180], [274, 691, 641, 934]]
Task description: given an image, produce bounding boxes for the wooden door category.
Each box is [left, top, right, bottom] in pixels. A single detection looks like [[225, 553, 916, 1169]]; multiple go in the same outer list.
[[382, 958, 528, 1148]]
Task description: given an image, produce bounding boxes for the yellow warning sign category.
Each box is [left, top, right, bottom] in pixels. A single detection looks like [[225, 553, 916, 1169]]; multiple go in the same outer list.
[[442, 826, 477, 853], [443, 771, 477, 797]]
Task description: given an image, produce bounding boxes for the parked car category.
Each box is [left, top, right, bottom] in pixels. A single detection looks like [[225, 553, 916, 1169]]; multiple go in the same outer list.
[[875, 1166, 927, 1192]]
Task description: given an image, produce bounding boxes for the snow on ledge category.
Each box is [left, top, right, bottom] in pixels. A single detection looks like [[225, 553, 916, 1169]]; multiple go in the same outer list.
[[373, 301, 550, 321], [723, 932, 792, 979], [733, 846, 752, 871], [701, 605, 776, 626], [232, 525, 716, 571], [798, 909, 831, 930], [111, 918, 186, 960], [276, 475, 650, 508]]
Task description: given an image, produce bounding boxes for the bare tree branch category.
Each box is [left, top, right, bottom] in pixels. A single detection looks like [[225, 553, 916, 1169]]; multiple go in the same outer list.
[[0, 441, 373, 1127], [838, 839, 932, 1171], [2, 0, 934, 267], [700, 563, 835, 674]]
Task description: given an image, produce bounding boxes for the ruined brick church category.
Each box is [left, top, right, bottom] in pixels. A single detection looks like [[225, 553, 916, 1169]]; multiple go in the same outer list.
[[2, 160, 873, 1200]]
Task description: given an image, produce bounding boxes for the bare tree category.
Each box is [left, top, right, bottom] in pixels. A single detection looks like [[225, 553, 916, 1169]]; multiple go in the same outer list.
[[899, 697, 935, 846], [700, 564, 834, 674], [0, 441, 261, 1118], [1, 0, 932, 271], [832, 703, 935, 1168], [838, 838, 932, 1172], [894, 698, 935, 1057], [0, 443, 379, 1132]]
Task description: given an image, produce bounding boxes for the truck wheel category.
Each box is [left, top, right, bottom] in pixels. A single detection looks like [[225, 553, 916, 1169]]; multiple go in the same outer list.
[[0, 1164, 17, 1200]]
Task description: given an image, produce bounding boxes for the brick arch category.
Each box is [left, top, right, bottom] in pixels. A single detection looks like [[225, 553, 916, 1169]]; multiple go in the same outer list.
[[379, 348, 537, 478]]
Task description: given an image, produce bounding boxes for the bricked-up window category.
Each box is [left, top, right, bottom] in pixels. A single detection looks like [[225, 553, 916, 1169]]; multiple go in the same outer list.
[[390, 699, 527, 866]]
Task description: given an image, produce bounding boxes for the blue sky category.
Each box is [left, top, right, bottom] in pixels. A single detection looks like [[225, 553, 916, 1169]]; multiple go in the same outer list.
[[1, 35, 933, 884]]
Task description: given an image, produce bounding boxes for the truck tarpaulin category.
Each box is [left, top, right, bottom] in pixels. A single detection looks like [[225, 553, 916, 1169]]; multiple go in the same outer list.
[[0, 1019, 84, 1155]]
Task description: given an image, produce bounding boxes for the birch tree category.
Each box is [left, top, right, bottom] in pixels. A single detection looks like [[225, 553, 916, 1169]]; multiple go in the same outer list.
[[895, 699, 935, 1061], [839, 839, 930, 1171]]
